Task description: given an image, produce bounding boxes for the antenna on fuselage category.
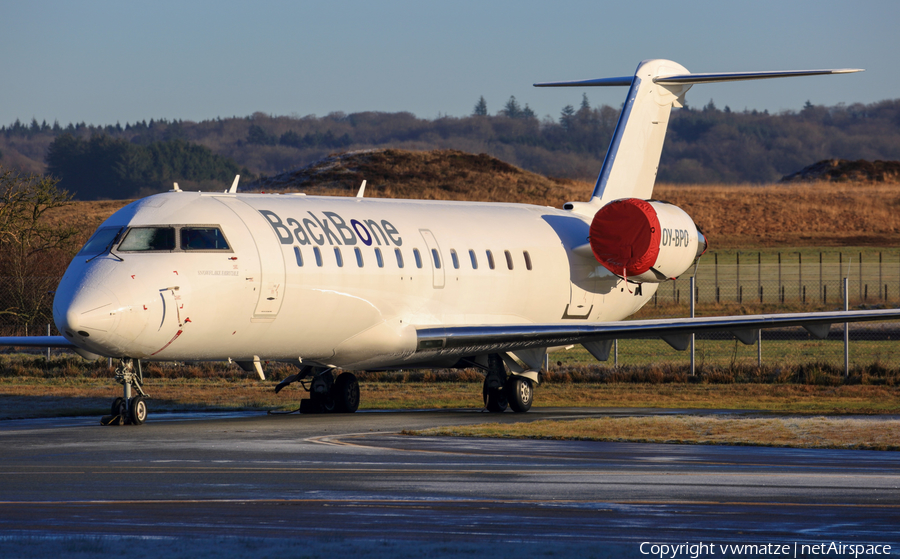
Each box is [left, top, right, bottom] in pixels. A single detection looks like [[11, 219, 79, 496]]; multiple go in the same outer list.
[[356, 179, 367, 198], [228, 175, 240, 194], [171, 182, 182, 192]]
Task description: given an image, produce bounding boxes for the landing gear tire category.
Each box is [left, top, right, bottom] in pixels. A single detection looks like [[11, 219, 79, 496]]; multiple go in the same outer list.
[[332, 373, 360, 413], [483, 378, 508, 412], [111, 397, 126, 417], [129, 395, 148, 425], [506, 376, 533, 413]]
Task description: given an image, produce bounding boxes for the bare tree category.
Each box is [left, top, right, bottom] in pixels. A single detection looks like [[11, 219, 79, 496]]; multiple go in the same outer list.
[[0, 166, 78, 332]]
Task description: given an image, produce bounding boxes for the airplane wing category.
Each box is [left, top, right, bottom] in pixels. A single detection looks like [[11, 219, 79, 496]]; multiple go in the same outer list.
[[0, 336, 77, 348], [414, 309, 900, 359]]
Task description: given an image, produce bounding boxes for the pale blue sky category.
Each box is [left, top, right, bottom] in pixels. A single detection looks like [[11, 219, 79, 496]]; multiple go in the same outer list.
[[2, 0, 897, 127]]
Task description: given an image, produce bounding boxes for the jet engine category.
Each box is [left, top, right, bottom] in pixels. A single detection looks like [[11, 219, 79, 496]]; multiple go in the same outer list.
[[589, 198, 708, 283]]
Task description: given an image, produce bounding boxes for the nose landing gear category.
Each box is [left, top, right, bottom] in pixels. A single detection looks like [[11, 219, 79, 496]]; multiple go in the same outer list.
[[102, 359, 150, 426]]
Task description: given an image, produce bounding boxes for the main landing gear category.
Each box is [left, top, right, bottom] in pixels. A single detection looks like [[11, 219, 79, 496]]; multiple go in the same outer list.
[[273, 366, 360, 414], [482, 353, 534, 413], [102, 358, 150, 426]]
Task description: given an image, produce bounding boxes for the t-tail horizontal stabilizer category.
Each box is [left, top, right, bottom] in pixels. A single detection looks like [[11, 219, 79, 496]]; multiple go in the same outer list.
[[535, 60, 863, 206]]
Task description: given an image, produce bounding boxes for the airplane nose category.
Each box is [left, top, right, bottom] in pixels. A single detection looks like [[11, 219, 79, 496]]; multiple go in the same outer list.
[[55, 286, 121, 339]]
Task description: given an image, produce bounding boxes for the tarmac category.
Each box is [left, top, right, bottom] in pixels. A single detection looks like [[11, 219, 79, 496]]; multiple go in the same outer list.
[[0, 407, 898, 558]]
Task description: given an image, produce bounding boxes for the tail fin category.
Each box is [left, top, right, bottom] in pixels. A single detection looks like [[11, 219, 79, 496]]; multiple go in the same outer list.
[[536, 59, 862, 205]]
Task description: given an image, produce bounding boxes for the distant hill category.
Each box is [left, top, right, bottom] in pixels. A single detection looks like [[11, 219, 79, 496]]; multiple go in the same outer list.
[[248, 148, 587, 207], [47, 148, 900, 250], [781, 159, 900, 183]]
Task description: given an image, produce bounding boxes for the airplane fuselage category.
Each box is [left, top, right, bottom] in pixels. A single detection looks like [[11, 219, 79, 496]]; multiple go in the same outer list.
[[54, 191, 658, 368]]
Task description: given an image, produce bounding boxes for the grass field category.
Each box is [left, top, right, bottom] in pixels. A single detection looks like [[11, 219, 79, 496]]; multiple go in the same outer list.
[[2, 354, 897, 450], [1, 351, 898, 420], [405, 415, 900, 451], [555, 337, 900, 370]]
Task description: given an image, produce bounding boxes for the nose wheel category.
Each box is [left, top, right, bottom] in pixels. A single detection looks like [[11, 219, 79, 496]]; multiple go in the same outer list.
[[102, 359, 150, 426]]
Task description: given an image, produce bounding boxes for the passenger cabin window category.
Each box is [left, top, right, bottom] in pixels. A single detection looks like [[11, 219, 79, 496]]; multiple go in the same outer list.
[[355, 247, 364, 267], [334, 247, 343, 267], [78, 226, 122, 256], [413, 248, 422, 268], [314, 247, 323, 267], [524, 250, 533, 271], [294, 246, 303, 266], [469, 249, 478, 269], [181, 227, 229, 250], [395, 248, 404, 268], [450, 249, 459, 269], [375, 248, 384, 268], [431, 249, 441, 269], [486, 250, 495, 270], [504, 250, 514, 270], [118, 227, 176, 251]]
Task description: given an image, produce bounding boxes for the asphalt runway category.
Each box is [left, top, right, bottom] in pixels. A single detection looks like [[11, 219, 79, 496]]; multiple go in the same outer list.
[[1, 408, 898, 558]]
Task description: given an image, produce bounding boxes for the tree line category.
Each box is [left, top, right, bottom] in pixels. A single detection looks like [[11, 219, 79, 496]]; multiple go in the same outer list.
[[2, 96, 899, 199], [44, 134, 244, 200]]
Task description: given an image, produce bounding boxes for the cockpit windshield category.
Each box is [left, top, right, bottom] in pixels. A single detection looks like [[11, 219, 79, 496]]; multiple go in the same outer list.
[[180, 227, 229, 250], [118, 227, 176, 251], [77, 226, 123, 256]]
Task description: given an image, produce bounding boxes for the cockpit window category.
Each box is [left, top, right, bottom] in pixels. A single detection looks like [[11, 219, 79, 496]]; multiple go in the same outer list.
[[118, 227, 176, 251], [180, 227, 229, 250], [77, 226, 123, 256]]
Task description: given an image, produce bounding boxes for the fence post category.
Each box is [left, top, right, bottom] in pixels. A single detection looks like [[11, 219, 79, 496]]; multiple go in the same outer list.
[[778, 253, 782, 300], [736, 253, 740, 303], [613, 339, 618, 368], [757, 328, 762, 369], [819, 252, 823, 303], [46, 324, 50, 361], [714, 252, 718, 300], [859, 252, 863, 300], [844, 276, 850, 378], [690, 276, 695, 376], [798, 252, 802, 304]]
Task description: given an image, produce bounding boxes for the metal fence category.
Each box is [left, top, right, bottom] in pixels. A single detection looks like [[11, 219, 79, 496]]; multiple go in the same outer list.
[[622, 249, 900, 371], [651, 249, 900, 307]]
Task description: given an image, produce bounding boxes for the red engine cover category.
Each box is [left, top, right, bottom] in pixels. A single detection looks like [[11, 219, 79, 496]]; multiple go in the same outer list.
[[589, 198, 661, 278]]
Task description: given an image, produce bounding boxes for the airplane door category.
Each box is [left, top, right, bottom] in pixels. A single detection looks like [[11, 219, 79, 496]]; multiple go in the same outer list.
[[419, 229, 445, 288], [214, 196, 286, 320]]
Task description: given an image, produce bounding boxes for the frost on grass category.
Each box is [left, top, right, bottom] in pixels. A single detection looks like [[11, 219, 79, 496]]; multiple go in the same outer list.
[[409, 416, 900, 451]]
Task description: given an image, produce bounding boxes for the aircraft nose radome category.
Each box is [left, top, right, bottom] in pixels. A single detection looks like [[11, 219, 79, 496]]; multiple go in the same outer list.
[[56, 286, 120, 338]]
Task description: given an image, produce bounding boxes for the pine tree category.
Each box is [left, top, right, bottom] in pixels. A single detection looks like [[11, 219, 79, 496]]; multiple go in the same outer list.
[[560, 105, 575, 128], [501, 96, 522, 119], [580, 93, 591, 112], [473, 96, 488, 116]]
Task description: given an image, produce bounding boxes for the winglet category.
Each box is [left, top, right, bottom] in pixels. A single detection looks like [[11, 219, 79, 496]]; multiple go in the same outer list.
[[228, 175, 240, 194], [356, 180, 367, 198]]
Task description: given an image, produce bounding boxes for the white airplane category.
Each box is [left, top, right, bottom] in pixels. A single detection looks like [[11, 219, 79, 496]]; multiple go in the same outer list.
[[4, 59, 898, 425]]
